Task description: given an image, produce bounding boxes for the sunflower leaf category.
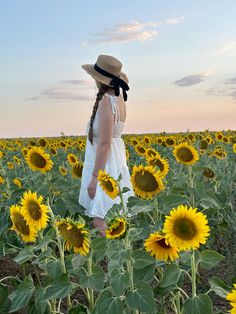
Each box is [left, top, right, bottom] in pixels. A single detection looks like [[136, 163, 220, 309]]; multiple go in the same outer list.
[[110, 268, 129, 296], [132, 249, 156, 269], [198, 250, 224, 269], [13, 246, 36, 264], [208, 276, 232, 298], [94, 288, 124, 314], [126, 281, 156, 312], [183, 294, 213, 314], [8, 275, 35, 312]]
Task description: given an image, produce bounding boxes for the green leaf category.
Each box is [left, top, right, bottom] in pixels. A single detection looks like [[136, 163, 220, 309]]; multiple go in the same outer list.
[[130, 204, 154, 216], [91, 237, 107, 263], [183, 294, 213, 314], [199, 250, 224, 269], [45, 260, 63, 281], [159, 194, 189, 214], [78, 266, 105, 291], [158, 264, 182, 288], [13, 246, 36, 264], [94, 288, 124, 314], [110, 268, 129, 296], [34, 236, 52, 251], [208, 277, 232, 298], [43, 273, 75, 301], [133, 263, 156, 283], [0, 283, 8, 310], [132, 249, 156, 269], [126, 281, 156, 312], [9, 275, 35, 312], [35, 286, 49, 314], [121, 187, 130, 193]]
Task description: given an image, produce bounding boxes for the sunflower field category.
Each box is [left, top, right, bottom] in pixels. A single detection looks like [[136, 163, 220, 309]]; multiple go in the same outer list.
[[0, 130, 236, 314]]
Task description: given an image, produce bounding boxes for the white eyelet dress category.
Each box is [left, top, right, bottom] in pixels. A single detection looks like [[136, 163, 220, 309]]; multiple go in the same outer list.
[[78, 93, 135, 219]]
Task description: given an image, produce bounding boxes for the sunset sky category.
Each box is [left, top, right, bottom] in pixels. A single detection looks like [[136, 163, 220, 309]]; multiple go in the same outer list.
[[1, 0, 236, 139]]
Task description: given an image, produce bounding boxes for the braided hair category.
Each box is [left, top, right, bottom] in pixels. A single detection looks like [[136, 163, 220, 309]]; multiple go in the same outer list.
[[88, 83, 114, 145]]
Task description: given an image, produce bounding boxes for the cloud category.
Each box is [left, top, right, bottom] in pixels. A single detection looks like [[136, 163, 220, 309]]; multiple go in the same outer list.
[[174, 71, 213, 87], [82, 17, 186, 45], [225, 77, 236, 84], [60, 79, 93, 86], [205, 83, 236, 102], [165, 16, 186, 24], [26, 80, 94, 102], [217, 41, 236, 53]]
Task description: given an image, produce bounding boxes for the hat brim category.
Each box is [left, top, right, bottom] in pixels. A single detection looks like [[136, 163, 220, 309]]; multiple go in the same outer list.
[[81, 64, 129, 86]]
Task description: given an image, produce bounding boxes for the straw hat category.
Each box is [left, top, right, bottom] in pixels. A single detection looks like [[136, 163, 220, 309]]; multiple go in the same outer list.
[[81, 54, 130, 101]]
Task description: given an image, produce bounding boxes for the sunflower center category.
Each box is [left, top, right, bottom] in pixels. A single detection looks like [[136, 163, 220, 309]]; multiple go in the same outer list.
[[110, 221, 125, 236], [73, 164, 83, 178], [177, 148, 194, 162], [102, 180, 114, 192], [151, 159, 164, 171], [173, 218, 197, 240], [13, 213, 30, 235], [157, 238, 171, 248], [59, 223, 83, 248], [28, 201, 42, 220], [31, 152, 47, 168], [135, 171, 158, 192]]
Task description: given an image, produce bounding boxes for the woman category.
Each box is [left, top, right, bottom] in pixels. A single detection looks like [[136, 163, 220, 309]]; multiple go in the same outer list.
[[78, 54, 135, 235]]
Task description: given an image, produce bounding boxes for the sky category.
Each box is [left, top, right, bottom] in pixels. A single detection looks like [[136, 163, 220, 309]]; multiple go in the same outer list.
[[0, 0, 236, 139]]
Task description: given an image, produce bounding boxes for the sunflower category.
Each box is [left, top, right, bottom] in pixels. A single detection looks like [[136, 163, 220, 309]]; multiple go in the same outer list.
[[13, 156, 21, 165], [226, 283, 236, 314], [71, 162, 83, 179], [0, 151, 3, 159], [25, 146, 53, 173], [13, 178, 22, 188], [20, 190, 49, 231], [38, 137, 48, 147], [9, 204, 37, 243], [56, 218, 90, 256], [67, 153, 79, 166], [147, 156, 169, 178], [59, 165, 68, 176], [163, 204, 210, 251], [173, 142, 199, 165], [131, 164, 165, 199], [202, 167, 215, 179], [97, 169, 119, 199], [106, 217, 127, 239], [7, 162, 14, 169], [233, 144, 236, 154], [144, 231, 179, 262], [145, 148, 161, 159], [134, 145, 147, 157], [0, 175, 5, 185], [213, 148, 227, 159]]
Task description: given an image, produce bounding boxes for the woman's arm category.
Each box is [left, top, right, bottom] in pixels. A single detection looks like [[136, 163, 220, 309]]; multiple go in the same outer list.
[[92, 95, 114, 176]]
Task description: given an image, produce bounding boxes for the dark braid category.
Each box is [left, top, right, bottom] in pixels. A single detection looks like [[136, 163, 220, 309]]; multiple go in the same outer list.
[[88, 83, 113, 145]]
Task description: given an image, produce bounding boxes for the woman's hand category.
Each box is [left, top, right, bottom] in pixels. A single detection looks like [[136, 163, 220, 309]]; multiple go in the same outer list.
[[87, 177, 98, 199]]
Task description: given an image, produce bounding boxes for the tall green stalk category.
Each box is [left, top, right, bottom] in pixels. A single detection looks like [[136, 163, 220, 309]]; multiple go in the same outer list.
[[47, 197, 72, 309]]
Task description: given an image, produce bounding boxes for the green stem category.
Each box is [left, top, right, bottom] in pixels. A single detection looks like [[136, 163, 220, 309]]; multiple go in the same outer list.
[[153, 197, 159, 224], [159, 267, 166, 314], [190, 250, 197, 297], [87, 252, 94, 311], [187, 165, 195, 207], [47, 197, 72, 309], [118, 180, 127, 217], [124, 236, 138, 314], [176, 291, 181, 314]]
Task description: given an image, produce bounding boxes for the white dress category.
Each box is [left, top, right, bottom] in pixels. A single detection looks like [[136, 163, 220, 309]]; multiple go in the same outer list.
[[78, 93, 135, 219]]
